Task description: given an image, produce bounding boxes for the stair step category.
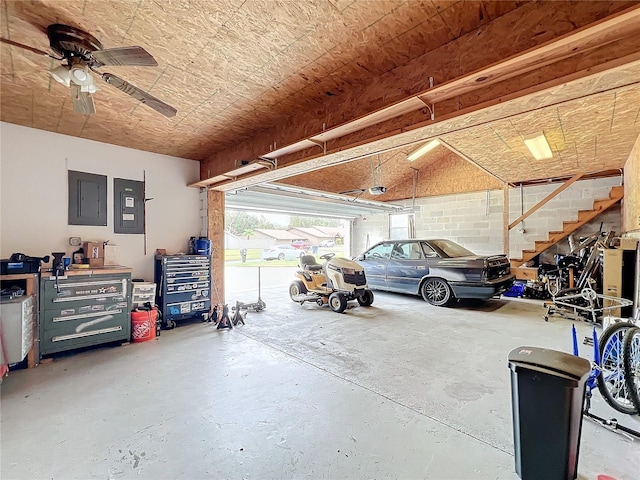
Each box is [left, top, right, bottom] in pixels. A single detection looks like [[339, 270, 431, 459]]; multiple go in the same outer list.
[[610, 186, 624, 197], [515, 184, 623, 264], [535, 240, 553, 246]]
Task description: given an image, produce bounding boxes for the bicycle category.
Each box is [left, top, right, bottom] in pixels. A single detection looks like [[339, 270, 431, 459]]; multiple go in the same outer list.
[[572, 320, 640, 439], [595, 321, 638, 415], [622, 313, 640, 413]]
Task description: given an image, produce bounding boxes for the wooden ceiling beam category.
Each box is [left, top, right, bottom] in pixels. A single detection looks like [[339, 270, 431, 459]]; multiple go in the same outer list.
[[418, 4, 640, 106], [199, 4, 640, 184], [209, 56, 640, 192]]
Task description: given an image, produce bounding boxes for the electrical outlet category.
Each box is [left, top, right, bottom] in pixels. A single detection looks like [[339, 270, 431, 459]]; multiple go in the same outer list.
[[69, 237, 81, 246]]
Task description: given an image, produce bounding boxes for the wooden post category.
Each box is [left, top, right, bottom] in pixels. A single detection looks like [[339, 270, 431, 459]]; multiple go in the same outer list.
[[569, 268, 575, 289], [503, 184, 510, 256], [208, 189, 225, 305]]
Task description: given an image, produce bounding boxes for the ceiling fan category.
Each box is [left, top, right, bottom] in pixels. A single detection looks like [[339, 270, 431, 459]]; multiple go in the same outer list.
[[0, 24, 176, 117]]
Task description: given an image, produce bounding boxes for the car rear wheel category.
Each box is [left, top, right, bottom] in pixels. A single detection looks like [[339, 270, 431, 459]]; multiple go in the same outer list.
[[329, 292, 347, 313], [289, 281, 307, 301], [421, 278, 452, 306], [278, 253, 285, 260], [357, 289, 374, 306]]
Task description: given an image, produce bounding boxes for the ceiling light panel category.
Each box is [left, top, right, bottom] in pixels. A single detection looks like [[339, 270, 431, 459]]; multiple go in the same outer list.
[[524, 132, 553, 160], [407, 139, 440, 161]]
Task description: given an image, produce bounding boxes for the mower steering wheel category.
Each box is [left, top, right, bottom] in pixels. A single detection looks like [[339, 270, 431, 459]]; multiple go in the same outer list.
[[320, 253, 335, 261]]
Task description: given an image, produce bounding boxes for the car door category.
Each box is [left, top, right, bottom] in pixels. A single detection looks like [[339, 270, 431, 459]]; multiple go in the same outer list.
[[356, 242, 393, 289], [386, 241, 428, 294], [284, 245, 300, 261]]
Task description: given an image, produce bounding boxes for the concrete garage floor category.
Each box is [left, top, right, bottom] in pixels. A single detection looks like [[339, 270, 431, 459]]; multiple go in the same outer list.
[[2, 267, 639, 479]]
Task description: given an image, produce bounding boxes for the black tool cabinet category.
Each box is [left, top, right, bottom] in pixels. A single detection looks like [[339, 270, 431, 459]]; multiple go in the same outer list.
[[154, 255, 211, 327]]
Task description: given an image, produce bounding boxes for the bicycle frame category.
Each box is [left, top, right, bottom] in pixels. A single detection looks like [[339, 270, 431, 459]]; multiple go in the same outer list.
[[572, 324, 640, 440]]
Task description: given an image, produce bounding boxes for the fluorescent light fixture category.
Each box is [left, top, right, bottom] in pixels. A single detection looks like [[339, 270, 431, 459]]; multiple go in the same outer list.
[[524, 132, 553, 160], [407, 139, 440, 161]]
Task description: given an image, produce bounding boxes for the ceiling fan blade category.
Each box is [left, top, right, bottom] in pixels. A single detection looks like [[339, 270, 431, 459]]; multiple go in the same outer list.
[[92, 46, 158, 67], [1, 37, 58, 59], [101, 72, 176, 117], [70, 84, 96, 115]]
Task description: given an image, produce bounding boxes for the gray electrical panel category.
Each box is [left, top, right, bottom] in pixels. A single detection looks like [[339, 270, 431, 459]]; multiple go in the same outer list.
[[68, 170, 107, 226], [114, 178, 144, 234]]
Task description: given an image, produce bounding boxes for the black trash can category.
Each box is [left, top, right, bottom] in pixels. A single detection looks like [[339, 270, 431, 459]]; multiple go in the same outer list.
[[508, 346, 591, 480]]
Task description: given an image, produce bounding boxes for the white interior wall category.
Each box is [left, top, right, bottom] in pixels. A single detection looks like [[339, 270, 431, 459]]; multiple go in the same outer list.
[[0, 122, 201, 281], [352, 177, 623, 261]]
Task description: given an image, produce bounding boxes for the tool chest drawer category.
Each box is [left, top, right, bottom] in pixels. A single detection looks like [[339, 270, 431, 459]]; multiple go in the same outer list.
[[40, 271, 131, 356], [155, 254, 211, 326], [42, 305, 129, 332], [40, 324, 128, 355]]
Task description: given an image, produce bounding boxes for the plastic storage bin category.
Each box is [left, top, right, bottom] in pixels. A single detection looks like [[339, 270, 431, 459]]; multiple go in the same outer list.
[[508, 346, 591, 480], [131, 282, 157, 308]]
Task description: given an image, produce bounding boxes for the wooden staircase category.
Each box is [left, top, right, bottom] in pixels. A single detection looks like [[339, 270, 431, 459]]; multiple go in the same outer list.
[[510, 185, 624, 268]]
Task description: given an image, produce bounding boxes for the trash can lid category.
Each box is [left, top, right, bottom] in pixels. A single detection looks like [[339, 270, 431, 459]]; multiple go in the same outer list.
[[508, 346, 591, 380]]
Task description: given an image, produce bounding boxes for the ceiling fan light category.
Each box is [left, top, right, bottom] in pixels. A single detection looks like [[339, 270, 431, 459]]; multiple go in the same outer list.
[[407, 139, 440, 161], [51, 65, 70, 87], [524, 132, 553, 160], [70, 65, 93, 86]]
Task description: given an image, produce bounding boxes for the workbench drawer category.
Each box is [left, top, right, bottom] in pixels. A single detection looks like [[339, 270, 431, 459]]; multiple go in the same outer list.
[[42, 276, 129, 308], [40, 324, 129, 355], [42, 306, 129, 333]]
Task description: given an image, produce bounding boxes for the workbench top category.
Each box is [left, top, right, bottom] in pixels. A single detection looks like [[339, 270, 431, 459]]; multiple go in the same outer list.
[[41, 266, 133, 278]]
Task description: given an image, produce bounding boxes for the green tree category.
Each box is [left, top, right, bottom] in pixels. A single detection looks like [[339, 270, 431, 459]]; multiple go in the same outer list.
[[288, 216, 340, 228], [225, 211, 277, 236]]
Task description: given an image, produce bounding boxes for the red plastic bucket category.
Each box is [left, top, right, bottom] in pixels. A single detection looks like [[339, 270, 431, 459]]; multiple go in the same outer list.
[[131, 309, 158, 343]]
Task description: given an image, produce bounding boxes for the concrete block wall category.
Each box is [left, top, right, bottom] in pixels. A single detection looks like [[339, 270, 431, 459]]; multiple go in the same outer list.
[[353, 190, 505, 256], [351, 177, 623, 261]]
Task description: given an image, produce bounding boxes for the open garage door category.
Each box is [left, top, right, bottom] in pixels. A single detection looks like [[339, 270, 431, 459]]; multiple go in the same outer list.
[[225, 182, 406, 219]]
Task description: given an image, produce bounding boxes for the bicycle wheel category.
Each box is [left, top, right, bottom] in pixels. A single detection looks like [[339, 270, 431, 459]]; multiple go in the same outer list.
[[622, 326, 640, 413], [597, 322, 638, 414]]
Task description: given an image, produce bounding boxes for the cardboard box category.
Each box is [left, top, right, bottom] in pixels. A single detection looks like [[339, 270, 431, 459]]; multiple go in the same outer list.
[[603, 249, 623, 316], [104, 245, 120, 266], [619, 238, 638, 251], [83, 242, 104, 267]]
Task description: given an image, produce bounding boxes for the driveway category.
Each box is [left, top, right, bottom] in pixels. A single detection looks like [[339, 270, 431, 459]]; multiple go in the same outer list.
[[224, 265, 294, 301]]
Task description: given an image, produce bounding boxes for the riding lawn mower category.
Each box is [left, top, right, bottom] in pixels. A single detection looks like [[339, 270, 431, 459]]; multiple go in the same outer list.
[[289, 253, 374, 313]]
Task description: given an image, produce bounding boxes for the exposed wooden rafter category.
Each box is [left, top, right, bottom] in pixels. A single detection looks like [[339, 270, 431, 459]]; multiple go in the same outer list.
[[196, 4, 640, 186]]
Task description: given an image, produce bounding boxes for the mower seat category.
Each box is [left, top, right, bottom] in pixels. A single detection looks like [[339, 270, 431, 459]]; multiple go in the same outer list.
[[301, 255, 322, 272]]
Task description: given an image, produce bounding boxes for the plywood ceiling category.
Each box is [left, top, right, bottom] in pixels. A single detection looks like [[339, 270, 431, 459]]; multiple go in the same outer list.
[[1, 0, 640, 199], [0, 0, 527, 158], [280, 81, 640, 201]]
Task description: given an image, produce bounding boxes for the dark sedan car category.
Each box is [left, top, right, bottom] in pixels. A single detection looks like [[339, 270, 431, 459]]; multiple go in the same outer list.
[[354, 239, 515, 306]]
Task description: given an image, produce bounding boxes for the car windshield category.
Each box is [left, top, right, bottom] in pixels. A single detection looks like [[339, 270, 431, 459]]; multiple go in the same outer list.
[[428, 239, 475, 258]]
